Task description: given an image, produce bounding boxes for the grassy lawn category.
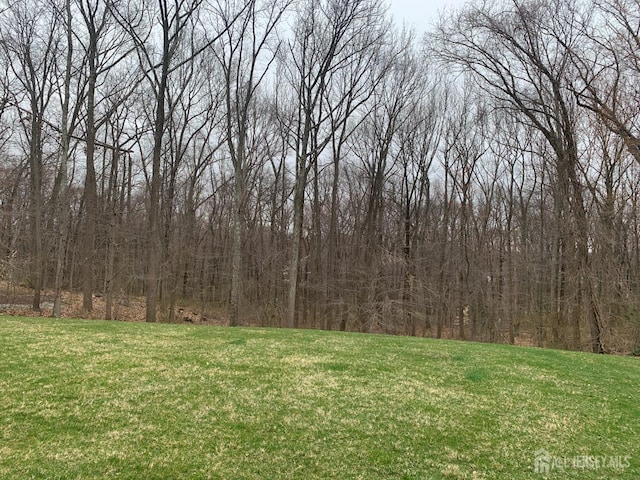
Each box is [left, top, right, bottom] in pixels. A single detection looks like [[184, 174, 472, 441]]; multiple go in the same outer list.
[[0, 317, 638, 479]]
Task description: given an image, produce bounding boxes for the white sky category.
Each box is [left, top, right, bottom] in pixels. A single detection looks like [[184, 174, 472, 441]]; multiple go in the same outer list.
[[387, 0, 468, 32]]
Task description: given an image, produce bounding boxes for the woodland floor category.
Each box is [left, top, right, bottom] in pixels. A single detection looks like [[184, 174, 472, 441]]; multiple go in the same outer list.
[[0, 282, 228, 326]]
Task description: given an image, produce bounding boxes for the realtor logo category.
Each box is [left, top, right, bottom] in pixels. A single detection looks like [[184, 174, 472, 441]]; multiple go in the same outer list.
[[533, 448, 631, 474], [534, 449, 550, 474]]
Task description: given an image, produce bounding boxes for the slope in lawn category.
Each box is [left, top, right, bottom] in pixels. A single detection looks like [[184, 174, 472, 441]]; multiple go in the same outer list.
[[0, 317, 638, 479]]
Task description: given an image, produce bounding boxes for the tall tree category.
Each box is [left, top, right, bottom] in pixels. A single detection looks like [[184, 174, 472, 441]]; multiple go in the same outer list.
[[76, 0, 132, 312], [280, 0, 386, 328], [52, 0, 75, 317], [570, 0, 640, 165], [0, 0, 61, 311], [116, 0, 218, 322], [432, 0, 604, 352], [349, 31, 426, 332], [214, 0, 291, 326]]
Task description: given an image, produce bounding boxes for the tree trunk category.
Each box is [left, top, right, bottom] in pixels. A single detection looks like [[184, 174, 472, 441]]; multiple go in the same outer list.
[[53, 0, 73, 318], [287, 166, 306, 328], [29, 108, 44, 312], [229, 166, 244, 327], [82, 73, 97, 313]]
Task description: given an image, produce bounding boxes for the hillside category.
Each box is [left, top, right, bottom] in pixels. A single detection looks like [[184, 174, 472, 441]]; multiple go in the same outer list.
[[0, 317, 638, 479]]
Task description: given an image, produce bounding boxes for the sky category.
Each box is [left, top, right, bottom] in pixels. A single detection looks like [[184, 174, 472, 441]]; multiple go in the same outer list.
[[387, 0, 468, 32]]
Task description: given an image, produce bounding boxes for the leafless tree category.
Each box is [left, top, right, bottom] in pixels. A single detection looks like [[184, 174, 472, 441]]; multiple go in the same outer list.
[[570, 0, 640, 164], [51, 0, 74, 317], [114, 0, 232, 322], [0, 0, 62, 310], [431, 0, 605, 352], [279, 0, 387, 328], [213, 0, 291, 326]]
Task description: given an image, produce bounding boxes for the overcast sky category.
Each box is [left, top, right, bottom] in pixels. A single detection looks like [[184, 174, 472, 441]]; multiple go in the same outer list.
[[387, 0, 467, 32]]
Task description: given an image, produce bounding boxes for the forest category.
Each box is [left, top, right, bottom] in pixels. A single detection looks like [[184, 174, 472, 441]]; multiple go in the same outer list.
[[1, 0, 639, 354]]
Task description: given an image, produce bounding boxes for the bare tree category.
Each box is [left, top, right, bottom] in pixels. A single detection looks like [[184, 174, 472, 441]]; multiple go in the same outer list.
[[348, 31, 426, 333], [115, 0, 228, 322], [213, 0, 291, 326], [319, 25, 392, 330], [395, 84, 442, 336], [74, 0, 134, 312], [570, 0, 640, 164], [0, 0, 62, 311], [280, 0, 386, 328], [52, 0, 75, 317], [432, 0, 605, 352]]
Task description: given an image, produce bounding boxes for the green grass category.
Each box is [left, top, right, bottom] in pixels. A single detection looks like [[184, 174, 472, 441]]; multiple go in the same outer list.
[[0, 317, 638, 479]]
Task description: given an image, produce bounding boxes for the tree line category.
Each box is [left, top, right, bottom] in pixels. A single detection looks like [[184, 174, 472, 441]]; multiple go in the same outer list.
[[1, 0, 639, 354]]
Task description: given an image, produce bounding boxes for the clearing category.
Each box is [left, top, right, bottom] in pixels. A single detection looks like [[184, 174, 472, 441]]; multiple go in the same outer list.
[[0, 316, 638, 479]]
